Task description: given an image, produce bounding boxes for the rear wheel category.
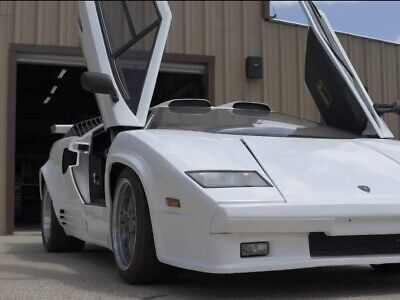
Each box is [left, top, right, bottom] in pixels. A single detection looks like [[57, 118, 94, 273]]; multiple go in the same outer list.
[[111, 167, 177, 284], [41, 186, 85, 252], [371, 264, 400, 272]]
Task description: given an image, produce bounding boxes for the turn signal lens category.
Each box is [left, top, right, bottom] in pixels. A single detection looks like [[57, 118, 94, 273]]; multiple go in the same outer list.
[[165, 197, 181, 208], [241, 242, 269, 258]]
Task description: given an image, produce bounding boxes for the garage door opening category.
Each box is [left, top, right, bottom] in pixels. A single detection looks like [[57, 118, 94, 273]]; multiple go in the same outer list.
[[15, 63, 99, 226], [151, 71, 206, 106], [14, 61, 207, 228]]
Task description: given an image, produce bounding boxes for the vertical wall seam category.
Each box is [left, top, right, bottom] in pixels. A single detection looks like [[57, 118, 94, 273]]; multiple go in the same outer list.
[[12, 1, 19, 42], [261, 21, 266, 103], [57, 1, 61, 46], [222, 1, 228, 101], [11, 2, 15, 41], [203, 1, 208, 55], [295, 26, 301, 117], [365, 39, 372, 100], [278, 24, 283, 112], [35, 2, 38, 44], [241, 1, 247, 99], [380, 43, 386, 103], [183, 1, 189, 53]]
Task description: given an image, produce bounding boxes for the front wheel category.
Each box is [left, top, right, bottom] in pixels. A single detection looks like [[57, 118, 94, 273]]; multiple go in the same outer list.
[[41, 186, 85, 252], [111, 168, 177, 284]]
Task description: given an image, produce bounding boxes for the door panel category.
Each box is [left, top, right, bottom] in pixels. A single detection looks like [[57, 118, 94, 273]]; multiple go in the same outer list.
[[88, 128, 110, 206], [78, 1, 171, 129], [305, 30, 368, 134], [300, 1, 393, 138], [69, 136, 92, 204], [67, 127, 110, 206]]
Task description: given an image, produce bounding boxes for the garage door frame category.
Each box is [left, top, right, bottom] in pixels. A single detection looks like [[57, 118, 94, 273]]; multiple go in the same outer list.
[[6, 43, 215, 234]]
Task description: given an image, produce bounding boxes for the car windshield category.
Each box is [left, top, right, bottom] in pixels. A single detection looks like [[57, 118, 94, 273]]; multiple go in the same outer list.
[[147, 106, 359, 139]]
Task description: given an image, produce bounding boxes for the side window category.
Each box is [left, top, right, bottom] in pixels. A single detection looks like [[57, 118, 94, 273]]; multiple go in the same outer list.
[[96, 1, 161, 114]]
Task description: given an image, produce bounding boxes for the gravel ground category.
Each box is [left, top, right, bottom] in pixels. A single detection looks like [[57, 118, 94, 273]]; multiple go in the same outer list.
[[2, 229, 400, 300]]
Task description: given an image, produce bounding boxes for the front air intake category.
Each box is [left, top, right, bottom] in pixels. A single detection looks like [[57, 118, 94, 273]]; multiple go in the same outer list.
[[309, 232, 400, 257]]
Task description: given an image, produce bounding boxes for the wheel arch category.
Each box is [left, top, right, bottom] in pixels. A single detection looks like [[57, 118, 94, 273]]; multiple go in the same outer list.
[[106, 157, 165, 257], [39, 169, 46, 201], [39, 162, 60, 204], [108, 162, 126, 203], [106, 154, 158, 206], [106, 159, 153, 209]]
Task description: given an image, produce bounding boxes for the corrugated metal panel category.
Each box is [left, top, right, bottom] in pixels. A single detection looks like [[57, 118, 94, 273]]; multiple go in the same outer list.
[[0, 14, 15, 234], [58, 1, 79, 46], [263, 21, 282, 112], [36, 1, 59, 45], [242, 1, 263, 101], [14, 1, 37, 44], [0, 1, 14, 16]]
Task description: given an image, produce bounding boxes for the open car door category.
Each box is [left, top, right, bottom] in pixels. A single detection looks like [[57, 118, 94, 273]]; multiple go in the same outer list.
[[78, 1, 171, 129], [301, 1, 393, 138]]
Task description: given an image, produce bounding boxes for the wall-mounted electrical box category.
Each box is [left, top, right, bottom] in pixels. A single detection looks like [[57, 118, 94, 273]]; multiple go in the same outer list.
[[246, 56, 263, 79]]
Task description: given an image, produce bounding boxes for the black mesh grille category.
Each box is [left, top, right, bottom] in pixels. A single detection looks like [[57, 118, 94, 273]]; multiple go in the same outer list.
[[309, 233, 400, 257], [65, 117, 103, 137]]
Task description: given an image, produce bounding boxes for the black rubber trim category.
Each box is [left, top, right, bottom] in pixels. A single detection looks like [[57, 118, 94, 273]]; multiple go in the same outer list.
[[62, 149, 77, 174], [309, 232, 400, 257], [77, 144, 89, 152]]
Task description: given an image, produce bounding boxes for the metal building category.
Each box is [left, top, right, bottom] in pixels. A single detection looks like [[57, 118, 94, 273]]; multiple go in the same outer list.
[[1, 1, 400, 234]]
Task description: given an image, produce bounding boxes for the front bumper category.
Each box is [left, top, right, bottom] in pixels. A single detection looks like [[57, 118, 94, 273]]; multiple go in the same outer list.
[[210, 203, 400, 236], [156, 202, 400, 274], [160, 231, 400, 274]]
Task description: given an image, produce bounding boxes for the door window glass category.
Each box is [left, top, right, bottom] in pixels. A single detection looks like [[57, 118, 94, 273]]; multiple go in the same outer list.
[[97, 1, 161, 113]]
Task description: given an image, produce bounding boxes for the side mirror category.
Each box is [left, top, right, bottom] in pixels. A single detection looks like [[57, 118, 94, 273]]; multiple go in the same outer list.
[[81, 72, 118, 102], [374, 100, 400, 116]]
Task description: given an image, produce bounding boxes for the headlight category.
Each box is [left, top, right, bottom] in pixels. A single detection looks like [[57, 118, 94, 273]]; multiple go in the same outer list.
[[186, 171, 272, 188]]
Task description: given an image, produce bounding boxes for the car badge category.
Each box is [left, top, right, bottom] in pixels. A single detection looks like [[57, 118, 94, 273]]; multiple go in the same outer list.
[[358, 185, 371, 193]]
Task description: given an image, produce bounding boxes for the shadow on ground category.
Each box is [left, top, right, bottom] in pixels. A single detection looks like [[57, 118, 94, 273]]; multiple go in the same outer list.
[[3, 238, 400, 299]]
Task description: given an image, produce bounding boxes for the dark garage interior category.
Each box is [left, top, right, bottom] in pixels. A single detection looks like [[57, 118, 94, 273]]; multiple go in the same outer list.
[[14, 61, 206, 226], [15, 63, 99, 225]]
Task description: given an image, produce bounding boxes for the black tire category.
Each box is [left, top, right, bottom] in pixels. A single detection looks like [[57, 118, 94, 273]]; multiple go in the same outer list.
[[371, 264, 400, 272], [112, 167, 177, 284], [41, 186, 85, 252]]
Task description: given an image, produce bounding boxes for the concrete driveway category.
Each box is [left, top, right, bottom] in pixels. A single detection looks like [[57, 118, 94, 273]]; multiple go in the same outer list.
[[2, 230, 400, 300]]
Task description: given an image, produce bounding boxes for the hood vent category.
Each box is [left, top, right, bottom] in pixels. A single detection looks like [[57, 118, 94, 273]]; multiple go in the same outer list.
[[220, 101, 271, 112], [168, 99, 211, 108], [153, 99, 212, 109]]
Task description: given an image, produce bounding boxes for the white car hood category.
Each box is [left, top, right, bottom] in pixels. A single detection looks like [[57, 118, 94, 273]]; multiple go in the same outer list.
[[243, 136, 400, 204]]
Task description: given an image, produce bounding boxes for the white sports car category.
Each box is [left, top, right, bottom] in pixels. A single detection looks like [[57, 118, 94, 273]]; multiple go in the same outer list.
[[40, 0, 400, 284]]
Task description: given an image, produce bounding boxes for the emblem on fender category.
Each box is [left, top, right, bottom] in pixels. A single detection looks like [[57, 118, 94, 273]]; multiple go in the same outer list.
[[358, 185, 371, 193]]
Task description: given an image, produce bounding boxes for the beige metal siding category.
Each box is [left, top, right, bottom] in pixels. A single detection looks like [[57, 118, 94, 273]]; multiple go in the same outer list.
[[1, 1, 400, 234], [0, 9, 14, 235]]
